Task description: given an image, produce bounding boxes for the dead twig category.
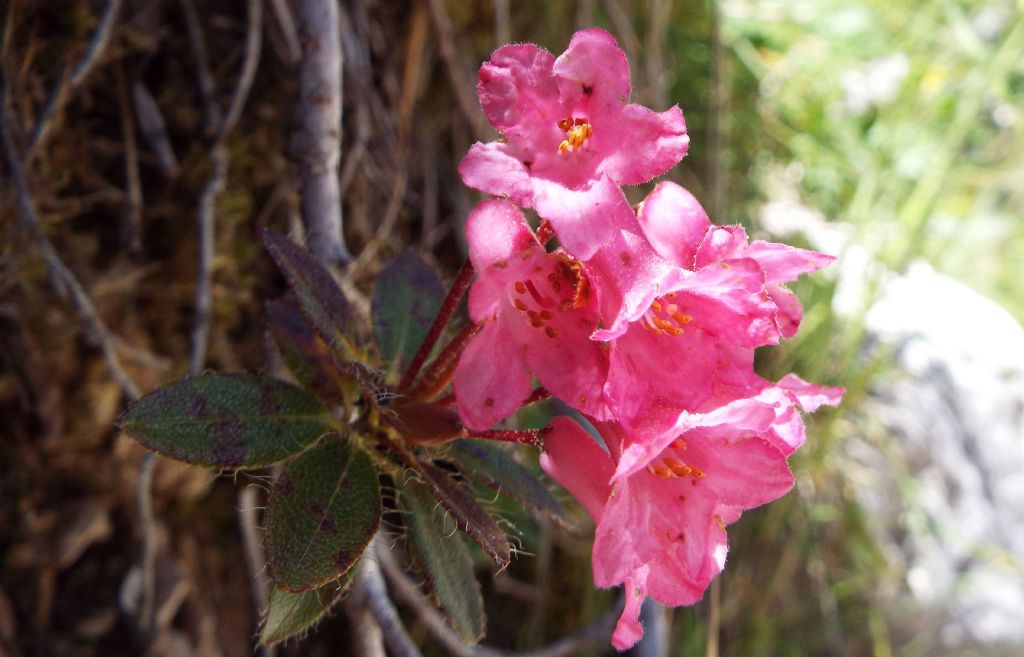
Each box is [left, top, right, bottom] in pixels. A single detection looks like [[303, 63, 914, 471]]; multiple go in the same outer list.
[[189, 141, 227, 376], [115, 62, 144, 253], [601, 0, 641, 68], [426, 0, 487, 139], [28, 0, 123, 157], [705, 577, 720, 657], [218, 0, 263, 141], [1, 81, 141, 402], [292, 0, 351, 265], [266, 0, 302, 64], [635, 601, 670, 657], [132, 81, 180, 178], [137, 452, 158, 635], [180, 0, 222, 136], [643, 0, 672, 109], [350, 540, 417, 654], [187, 0, 263, 377], [492, 0, 511, 46], [377, 545, 617, 657], [705, 0, 728, 220], [349, 146, 409, 274], [239, 485, 276, 657]]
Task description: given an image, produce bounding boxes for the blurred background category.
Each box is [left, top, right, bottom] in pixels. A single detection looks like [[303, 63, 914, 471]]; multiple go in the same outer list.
[[1, 1, 1022, 656]]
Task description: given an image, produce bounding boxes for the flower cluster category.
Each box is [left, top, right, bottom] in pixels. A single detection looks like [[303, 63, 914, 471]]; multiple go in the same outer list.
[[453, 29, 842, 650]]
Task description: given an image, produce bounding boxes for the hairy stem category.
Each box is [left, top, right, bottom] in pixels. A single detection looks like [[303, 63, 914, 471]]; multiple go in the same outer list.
[[466, 428, 550, 448]]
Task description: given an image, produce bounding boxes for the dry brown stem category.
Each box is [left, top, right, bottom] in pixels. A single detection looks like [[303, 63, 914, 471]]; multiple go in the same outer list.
[[292, 0, 351, 265]]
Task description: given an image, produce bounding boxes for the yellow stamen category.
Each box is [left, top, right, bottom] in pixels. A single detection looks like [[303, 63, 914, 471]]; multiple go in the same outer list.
[[556, 116, 592, 154]]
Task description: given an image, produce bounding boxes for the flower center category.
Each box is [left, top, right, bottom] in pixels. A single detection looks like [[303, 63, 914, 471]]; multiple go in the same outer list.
[[510, 254, 592, 338], [557, 117, 592, 154], [646, 438, 705, 480], [640, 294, 693, 336]]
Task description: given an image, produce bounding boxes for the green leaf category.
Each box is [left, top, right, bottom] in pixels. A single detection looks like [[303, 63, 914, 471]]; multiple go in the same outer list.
[[403, 480, 486, 644], [415, 460, 511, 569], [449, 440, 563, 518], [266, 296, 350, 406], [371, 251, 444, 367], [266, 435, 381, 591], [261, 229, 358, 359], [259, 575, 351, 645], [119, 373, 334, 468]]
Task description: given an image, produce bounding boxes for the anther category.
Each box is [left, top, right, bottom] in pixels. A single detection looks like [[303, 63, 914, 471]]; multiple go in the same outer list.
[[556, 116, 592, 154]]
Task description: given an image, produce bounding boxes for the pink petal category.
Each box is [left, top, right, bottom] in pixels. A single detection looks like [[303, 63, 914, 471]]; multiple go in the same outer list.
[[596, 104, 689, 185], [769, 283, 804, 338], [642, 513, 727, 605], [458, 141, 536, 206], [682, 429, 794, 508], [637, 182, 710, 268], [465, 200, 537, 271], [695, 225, 749, 267], [763, 397, 806, 455], [539, 417, 613, 521], [611, 568, 649, 651], [591, 478, 656, 586], [478, 43, 560, 137], [466, 269, 505, 322], [532, 176, 626, 260], [453, 318, 531, 431], [612, 397, 778, 481], [603, 327, 721, 445], [745, 241, 835, 284], [671, 258, 779, 347], [553, 28, 630, 111], [595, 474, 721, 587], [579, 191, 687, 339], [777, 373, 844, 412], [519, 301, 609, 420]]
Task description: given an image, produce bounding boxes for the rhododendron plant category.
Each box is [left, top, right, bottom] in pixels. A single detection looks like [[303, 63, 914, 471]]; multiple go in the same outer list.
[[119, 27, 842, 655]]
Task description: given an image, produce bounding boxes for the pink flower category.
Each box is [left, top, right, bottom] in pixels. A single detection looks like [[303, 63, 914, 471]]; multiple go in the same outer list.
[[458, 29, 688, 239], [637, 181, 836, 338], [540, 404, 795, 650], [452, 200, 610, 430], [592, 186, 780, 345], [587, 184, 838, 429], [540, 378, 841, 649]]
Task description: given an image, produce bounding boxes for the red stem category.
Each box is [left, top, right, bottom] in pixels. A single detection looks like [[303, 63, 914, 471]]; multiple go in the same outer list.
[[467, 428, 550, 447], [521, 387, 551, 407], [398, 260, 474, 393], [408, 321, 481, 401]]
